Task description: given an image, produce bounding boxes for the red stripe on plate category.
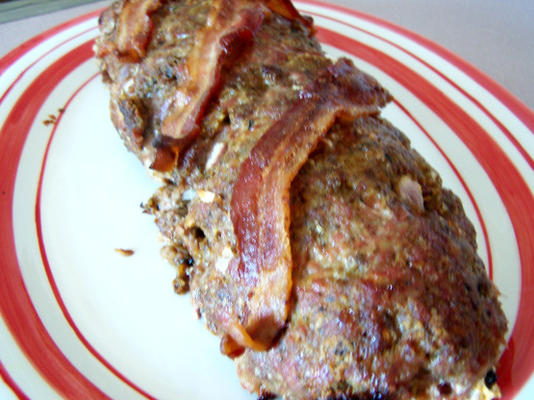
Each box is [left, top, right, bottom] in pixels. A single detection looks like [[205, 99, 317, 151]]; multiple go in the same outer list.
[[0, 9, 102, 76], [0, 359, 29, 400], [316, 27, 534, 399], [0, 41, 110, 400], [302, 0, 534, 141], [0, 26, 97, 109], [35, 73, 156, 400], [304, 6, 534, 174]]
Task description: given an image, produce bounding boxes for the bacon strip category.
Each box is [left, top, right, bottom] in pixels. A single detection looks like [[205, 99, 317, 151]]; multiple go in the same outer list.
[[264, 0, 314, 32], [160, 0, 265, 144], [228, 59, 391, 350], [150, 144, 179, 172], [116, 0, 162, 61], [156, 0, 314, 171]]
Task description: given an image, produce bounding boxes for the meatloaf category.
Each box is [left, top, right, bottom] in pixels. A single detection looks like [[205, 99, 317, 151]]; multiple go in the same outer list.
[[94, 0, 508, 399]]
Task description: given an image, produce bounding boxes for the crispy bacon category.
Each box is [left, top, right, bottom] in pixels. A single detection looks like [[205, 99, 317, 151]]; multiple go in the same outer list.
[[150, 144, 179, 172], [160, 0, 265, 144], [228, 59, 391, 350], [156, 0, 313, 170], [264, 0, 314, 32], [152, 0, 316, 171], [116, 0, 162, 61]]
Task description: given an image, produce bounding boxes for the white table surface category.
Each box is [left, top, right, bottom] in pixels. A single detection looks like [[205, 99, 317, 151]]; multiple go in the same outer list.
[[1, 0, 533, 111]]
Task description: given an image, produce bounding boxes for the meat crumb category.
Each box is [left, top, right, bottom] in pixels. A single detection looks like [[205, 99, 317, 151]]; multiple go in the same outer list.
[[42, 114, 57, 126], [115, 248, 135, 256], [42, 108, 65, 126]]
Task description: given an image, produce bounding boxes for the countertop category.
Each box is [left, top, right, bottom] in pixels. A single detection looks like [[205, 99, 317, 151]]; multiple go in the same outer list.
[[1, 0, 533, 111]]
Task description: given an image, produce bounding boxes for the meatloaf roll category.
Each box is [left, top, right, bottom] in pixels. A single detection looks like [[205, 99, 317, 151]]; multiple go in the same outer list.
[[95, 0, 507, 399]]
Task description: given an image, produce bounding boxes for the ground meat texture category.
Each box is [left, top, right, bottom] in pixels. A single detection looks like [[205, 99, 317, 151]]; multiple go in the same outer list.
[[234, 117, 507, 399], [96, 1, 507, 399], [95, 0, 326, 171], [146, 117, 507, 399], [97, 0, 333, 337]]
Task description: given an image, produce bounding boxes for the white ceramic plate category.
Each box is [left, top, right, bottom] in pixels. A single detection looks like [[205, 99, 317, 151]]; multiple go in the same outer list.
[[1, 2, 533, 399]]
